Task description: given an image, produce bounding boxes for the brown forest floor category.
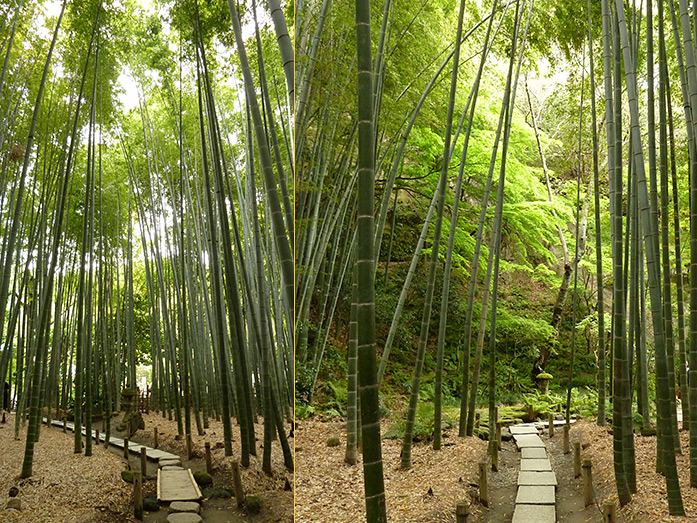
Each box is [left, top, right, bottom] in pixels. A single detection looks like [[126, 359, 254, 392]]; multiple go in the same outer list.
[[296, 415, 697, 522], [0, 412, 134, 522], [0, 410, 293, 523]]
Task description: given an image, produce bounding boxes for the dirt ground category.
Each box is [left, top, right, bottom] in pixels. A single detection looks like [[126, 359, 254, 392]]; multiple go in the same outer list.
[[0, 412, 134, 522], [0, 410, 293, 523], [296, 415, 697, 522], [571, 418, 697, 522], [114, 411, 294, 523], [295, 418, 488, 522]]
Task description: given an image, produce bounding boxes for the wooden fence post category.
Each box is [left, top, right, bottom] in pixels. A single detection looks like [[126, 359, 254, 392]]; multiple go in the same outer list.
[[134, 471, 143, 520], [154, 426, 158, 449], [124, 438, 129, 460], [456, 502, 469, 523], [231, 461, 245, 507], [186, 434, 193, 460], [205, 442, 213, 474], [475, 412, 480, 428], [548, 413, 554, 437], [603, 501, 616, 522], [496, 421, 502, 451], [582, 458, 593, 507], [563, 424, 570, 454], [95, 429, 100, 446], [141, 447, 147, 476], [63, 417, 67, 433], [573, 441, 581, 478], [478, 462, 489, 507]]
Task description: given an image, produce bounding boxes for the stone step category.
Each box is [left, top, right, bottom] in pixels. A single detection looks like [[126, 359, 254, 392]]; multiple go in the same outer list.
[[157, 469, 202, 503], [520, 447, 547, 459], [517, 471, 557, 487], [512, 433, 545, 448], [169, 501, 200, 514], [516, 485, 555, 505], [512, 504, 555, 523], [166, 514, 203, 523], [509, 425, 539, 435], [520, 458, 552, 472]]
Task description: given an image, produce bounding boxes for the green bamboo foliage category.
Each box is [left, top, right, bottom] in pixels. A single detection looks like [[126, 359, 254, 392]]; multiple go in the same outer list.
[[613, 0, 684, 513], [402, 0, 466, 460], [354, 0, 387, 517], [587, 0, 606, 427], [20, 1, 66, 477]]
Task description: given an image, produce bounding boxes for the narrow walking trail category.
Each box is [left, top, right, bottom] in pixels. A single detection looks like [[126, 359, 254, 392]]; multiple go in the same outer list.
[[510, 423, 557, 522], [42, 417, 205, 522]]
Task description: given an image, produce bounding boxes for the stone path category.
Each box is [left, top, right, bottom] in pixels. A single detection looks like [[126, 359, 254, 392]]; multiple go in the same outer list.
[[42, 417, 179, 461], [511, 423, 556, 523], [42, 417, 204, 522]]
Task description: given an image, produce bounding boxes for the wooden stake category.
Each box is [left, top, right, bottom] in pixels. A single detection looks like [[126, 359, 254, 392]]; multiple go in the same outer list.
[[495, 421, 502, 451], [124, 438, 129, 460], [456, 501, 469, 523], [205, 442, 212, 474], [603, 501, 616, 522], [478, 461, 488, 507], [573, 441, 581, 478], [186, 433, 193, 460], [95, 429, 100, 446], [548, 413, 554, 437], [475, 412, 480, 428], [231, 460, 245, 507], [134, 471, 143, 520], [154, 426, 158, 449], [140, 447, 147, 476], [582, 458, 593, 507], [563, 424, 570, 454], [490, 441, 498, 472], [63, 418, 67, 433]]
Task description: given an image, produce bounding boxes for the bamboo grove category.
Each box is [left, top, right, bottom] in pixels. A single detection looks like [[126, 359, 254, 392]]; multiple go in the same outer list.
[[297, 0, 697, 518], [0, 0, 294, 479]]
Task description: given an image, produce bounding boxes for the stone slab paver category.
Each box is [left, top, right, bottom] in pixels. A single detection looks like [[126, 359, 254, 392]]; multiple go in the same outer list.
[[158, 469, 202, 503], [517, 471, 557, 486], [169, 501, 200, 514], [42, 417, 178, 461], [516, 485, 555, 504], [160, 459, 182, 468], [512, 434, 545, 448], [509, 425, 539, 435], [166, 514, 202, 523], [520, 447, 547, 459], [512, 504, 555, 523], [162, 466, 185, 471], [520, 458, 552, 471]]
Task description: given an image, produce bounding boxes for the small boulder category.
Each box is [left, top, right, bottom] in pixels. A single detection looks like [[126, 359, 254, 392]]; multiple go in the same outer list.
[[166, 514, 202, 523], [121, 470, 135, 484], [170, 501, 200, 514], [143, 496, 159, 512], [8, 486, 19, 497], [6, 498, 21, 511], [202, 486, 231, 499], [245, 495, 261, 515], [192, 471, 213, 486], [326, 436, 340, 447]]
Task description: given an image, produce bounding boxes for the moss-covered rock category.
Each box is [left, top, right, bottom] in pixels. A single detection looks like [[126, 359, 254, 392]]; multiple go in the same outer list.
[[193, 471, 213, 486], [143, 496, 159, 511], [202, 486, 231, 499], [326, 436, 340, 447], [246, 495, 261, 514], [121, 470, 135, 484]]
